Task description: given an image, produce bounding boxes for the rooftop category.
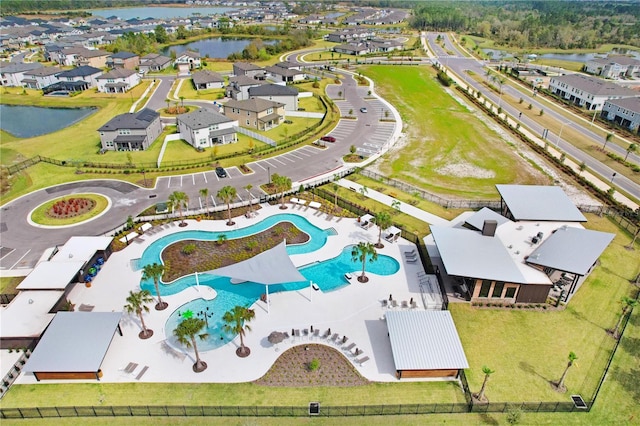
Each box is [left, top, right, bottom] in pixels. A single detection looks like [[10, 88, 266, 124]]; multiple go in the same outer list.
[[177, 108, 235, 129], [98, 108, 159, 132], [551, 73, 637, 97], [496, 184, 587, 222], [97, 68, 137, 79], [249, 83, 298, 97], [225, 98, 284, 113], [57, 65, 102, 78]]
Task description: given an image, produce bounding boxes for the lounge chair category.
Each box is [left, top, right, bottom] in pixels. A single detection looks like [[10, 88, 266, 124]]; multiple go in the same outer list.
[[330, 333, 339, 343], [381, 299, 388, 307], [135, 366, 149, 380], [344, 273, 353, 280], [343, 342, 356, 353], [404, 249, 416, 255], [391, 300, 398, 308], [401, 301, 408, 309], [411, 300, 418, 309], [352, 348, 364, 357], [406, 258, 418, 264], [356, 356, 370, 366], [322, 330, 330, 338], [123, 362, 138, 374], [313, 329, 320, 339]]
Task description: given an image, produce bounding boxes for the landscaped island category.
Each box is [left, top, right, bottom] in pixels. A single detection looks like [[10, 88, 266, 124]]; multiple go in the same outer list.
[[161, 222, 309, 282]]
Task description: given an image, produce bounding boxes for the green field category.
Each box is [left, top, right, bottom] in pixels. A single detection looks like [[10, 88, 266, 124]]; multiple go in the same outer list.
[[360, 65, 549, 199]]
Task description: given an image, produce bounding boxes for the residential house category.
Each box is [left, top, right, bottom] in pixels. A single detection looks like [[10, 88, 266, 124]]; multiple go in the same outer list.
[[548, 74, 638, 110], [0, 62, 43, 87], [96, 69, 141, 93], [232, 62, 265, 79], [138, 53, 172, 73], [97, 108, 161, 151], [226, 75, 262, 100], [192, 70, 224, 90], [248, 84, 299, 111], [107, 51, 140, 70], [601, 97, 640, 133], [265, 65, 306, 83], [21, 66, 62, 89], [52, 47, 109, 67], [223, 98, 285, 131], [426, 185, 614, 305], [55, 65, 102, 90], [585, 55, 640, 79], [77, 49, 110, 68], [325, 28, 376, 43], [175, 51, 201, 72], [177, 108, 238, 148]]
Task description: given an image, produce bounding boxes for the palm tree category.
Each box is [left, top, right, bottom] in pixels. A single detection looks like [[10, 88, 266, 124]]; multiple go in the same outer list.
[[476, 366, 495, 402], [613, 296, 638, 339], [222, 305, 256, 358], [332, 174, 340, 209], [351, 242, 378, 283], [244, 184, 253, 214], [374, 211, 392, 248], [578, 162, 587, 176], [142, 263, 167, 310], [603, 133, 613, 151], [199, 188, 209, 217], [124, 290, 154, 339], [165, 98, 170, 110], [174, 317, 209, 372], [217, 185, 237, 226], [624, 143, 637, 162], [179, 95, 185, 107], [556, 351, 578, 391], [272, 174, 292, 209], [168, 191, 189, 226]]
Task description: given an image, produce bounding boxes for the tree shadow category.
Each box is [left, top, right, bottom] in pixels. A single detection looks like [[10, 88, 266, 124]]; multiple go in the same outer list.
[[566, 306, 606, 331], [609, 366, 640, 403], [478, 413, 499, 425], [620, 336, 640, 357], [519, 361, 551, 383]]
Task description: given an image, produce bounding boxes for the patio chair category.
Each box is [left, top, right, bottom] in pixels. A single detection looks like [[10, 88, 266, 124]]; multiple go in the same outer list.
[[330, 333, 339, 343], [411, 300, 418, 309], [352, 348, 364, 357], [313, 329, 320, 340], [356, 356, 370, 366], [381, 299, 388, 307], [343, 342, 356, 353], [391, 300, 398, 308], [401, 300, 408, 309]]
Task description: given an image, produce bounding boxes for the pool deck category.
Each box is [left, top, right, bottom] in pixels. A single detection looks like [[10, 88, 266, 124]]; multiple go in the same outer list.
[[16, 204, 441, 385]]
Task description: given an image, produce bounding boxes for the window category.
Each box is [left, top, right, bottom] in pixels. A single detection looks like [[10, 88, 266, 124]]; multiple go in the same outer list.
[[246, 119, 250, 125], [247, 111, 250, 116], [492, 282, 504, 298], [479, 280, 491, 298], [118, 129, 131, 135], [267, 107, 273, 114], [105, 141, 114, 147], [209, 124, 219, 131], [505, 287, 517, 298]]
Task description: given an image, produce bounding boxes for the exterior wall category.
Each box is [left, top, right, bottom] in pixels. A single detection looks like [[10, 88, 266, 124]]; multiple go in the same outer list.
[[0, 71, 28, 87], [34, 370, 102, 381], [111, 57, 140, 70], [99, 116, 162, 151], [195, 80, 224, 90], [252, 94, 298, 111], [602, 101, 640, 133], [33, 74, 59, 89], [82, 55, 108, 68], [96, 73, 141, 93], [515, 284, 552, 304], [470, 278, 521, 303], [178, 120, 237, 148], [397, 369, 458, 379], [584, 60, 603, 76], [548, 77, 634, 111]]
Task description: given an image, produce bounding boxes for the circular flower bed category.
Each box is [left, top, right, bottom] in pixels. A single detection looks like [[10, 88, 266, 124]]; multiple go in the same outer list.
[[254, 344, 369, 387], [48, 197, 95, 218]]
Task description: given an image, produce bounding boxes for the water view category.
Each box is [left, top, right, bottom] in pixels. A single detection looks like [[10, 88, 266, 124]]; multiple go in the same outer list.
[[482, 48, 640, 63], [0, 105, 97, 138], [90, 6, 234, 20], [162, 37, 275, 59]]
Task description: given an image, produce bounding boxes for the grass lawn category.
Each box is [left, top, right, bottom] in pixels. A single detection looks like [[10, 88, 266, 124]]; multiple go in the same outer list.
[[257, 117, 321, 141], [297, 95, 326, 113], [0, 276, 24, 294], [533, 58, 584, 72], [160, 134, 269, 167], [176, 80, 225, 101], [452, 214, 639, 403], [360, 65, 549, 199]]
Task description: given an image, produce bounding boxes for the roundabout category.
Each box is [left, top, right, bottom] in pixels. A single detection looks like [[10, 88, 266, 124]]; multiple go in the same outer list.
[[28, 193, 112, 228]]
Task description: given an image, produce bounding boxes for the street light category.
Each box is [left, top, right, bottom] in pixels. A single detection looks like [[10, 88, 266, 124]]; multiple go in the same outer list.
[[556, 122, 569, 148], [611, 173, 617, 184], [267, 166, 271, 184]]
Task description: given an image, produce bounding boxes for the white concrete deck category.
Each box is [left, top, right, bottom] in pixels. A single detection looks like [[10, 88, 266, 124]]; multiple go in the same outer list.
[[16, 204, 440, 385]]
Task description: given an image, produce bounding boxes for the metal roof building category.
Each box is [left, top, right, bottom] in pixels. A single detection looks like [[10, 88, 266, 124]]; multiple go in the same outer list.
[[386, 310, 468, 379], [24, 312, 123, 381], [496, 185, 587, 222]]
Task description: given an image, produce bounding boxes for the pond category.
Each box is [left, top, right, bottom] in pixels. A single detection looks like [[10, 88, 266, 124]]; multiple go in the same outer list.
[[161, 37, 276, 59], [0, 104, 97, 138], [90, 6, 234, 20], [482, 48, 640, 63]]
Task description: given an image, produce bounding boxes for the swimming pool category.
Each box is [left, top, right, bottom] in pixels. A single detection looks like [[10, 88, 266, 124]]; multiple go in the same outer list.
[[163, 245, 400, 351]]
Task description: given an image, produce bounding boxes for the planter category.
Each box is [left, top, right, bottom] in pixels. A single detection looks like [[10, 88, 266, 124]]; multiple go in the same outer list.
[[85, 282, 91, 288]]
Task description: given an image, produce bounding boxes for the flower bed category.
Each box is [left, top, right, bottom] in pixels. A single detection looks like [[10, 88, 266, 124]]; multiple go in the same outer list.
[[161, 222, 309, 282], [48, 197, 95, 218]]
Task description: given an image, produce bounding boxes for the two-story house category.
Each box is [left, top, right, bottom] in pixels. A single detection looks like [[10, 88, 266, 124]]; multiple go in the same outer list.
[[21, 66, 62, 89], [107, 51, 140, 70], [97, 108, 162, 151], [248, 84, 299, 111], [223, 98, 285, 131], [96, 69, 141, 93], [177, 108, 238, 148], [174, 51, 201, 72], [548, 74, 638, 110]]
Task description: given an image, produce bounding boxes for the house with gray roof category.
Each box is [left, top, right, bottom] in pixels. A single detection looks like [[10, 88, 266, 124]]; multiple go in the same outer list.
[[0, 62, 43, 87], [548, 73, 637, 110], [177, 108, 238, 148], [96, 68, 141, 93], [175, 51, 201, 72], [56, 65, 102, 89], [601, 97, 640, 133], [21, 66, 63, 89], [248, 83, 299, 111], [224, 98, 285, 130], [265, 65, 306, 83], [585, 55, 640, 79], [232, 62, 265, 79], [426, 185, 613, 305], [139, 53, 172, 73], [107, 51, 140, 70], [97, 108, 161, 151], [226, 75, 263, 100], [192, 70, 225, 90]]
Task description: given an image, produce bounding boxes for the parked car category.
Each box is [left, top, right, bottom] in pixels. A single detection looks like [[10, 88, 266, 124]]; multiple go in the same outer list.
[[360, 107, 368, 113], [320, 136, 336, 143], [215, 167, 227, 178]]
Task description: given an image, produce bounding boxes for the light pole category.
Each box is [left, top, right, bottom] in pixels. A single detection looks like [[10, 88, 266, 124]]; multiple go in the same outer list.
[[267, 166, 271, 184], [556, 122, 569, 148], [611, 172, 617, 184]]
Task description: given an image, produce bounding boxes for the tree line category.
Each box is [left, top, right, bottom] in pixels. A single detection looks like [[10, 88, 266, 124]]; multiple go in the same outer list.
[[409, 1, 640, 50]]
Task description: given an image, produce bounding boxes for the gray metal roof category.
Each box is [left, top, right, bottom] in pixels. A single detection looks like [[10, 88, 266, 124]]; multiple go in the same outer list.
[[24, 312, 122, 373], [98, 108, 159, 131], [604, 96, 640, 114], [225, 98, 284, 113], [496, 185, 587, 222], [23, 66, 63, 77], [0, 62, 43, 74], [464, 207, 511, 231], [430, 225, 527, 284], [551, 74, 637, 97], [249, 84, 298, 97], [57, 65, 102, 78], [97, 68, 137, 79], [386, 310, 468, 371], [177, 108, 234, 130], [526, 226, 614, 275], [233, 62, 262, 71]]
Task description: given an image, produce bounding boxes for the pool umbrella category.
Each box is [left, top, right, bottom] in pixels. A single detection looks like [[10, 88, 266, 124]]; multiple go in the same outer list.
[[268, 331, 286, 345]]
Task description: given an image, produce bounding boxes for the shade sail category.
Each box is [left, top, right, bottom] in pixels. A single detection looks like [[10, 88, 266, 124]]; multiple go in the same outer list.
[[202, 240, 306, 285]]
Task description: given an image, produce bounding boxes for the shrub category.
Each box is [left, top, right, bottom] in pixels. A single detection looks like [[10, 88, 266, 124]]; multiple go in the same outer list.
[[181, 243, 196, 255], [308, 358, 320, 371]]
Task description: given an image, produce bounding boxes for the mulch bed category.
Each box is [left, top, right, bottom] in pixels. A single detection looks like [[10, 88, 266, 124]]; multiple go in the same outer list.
[[161, 222, 309, 282], [254, 344, 369, 387]]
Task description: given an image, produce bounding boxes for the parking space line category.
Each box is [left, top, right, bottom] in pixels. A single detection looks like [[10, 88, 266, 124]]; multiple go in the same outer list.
[[167, 177, 171, 188], [180, 175, 183, 186], [192, 174, 196, 185], [9, 249, 31, 270], [210, 195, 217, 207], [252, 162, 266, 171], [263, 159, 278, 168], [272, 157, 287, 165], [198, 198, 203, 209], [279, 155, 296, 163], [0, 248, 16, 261], [202, 172, 208, 183], [288, 152, 304, 160]]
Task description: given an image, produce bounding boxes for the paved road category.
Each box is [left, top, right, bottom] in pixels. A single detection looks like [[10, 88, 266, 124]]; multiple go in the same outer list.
[[0, 71, 400, 271], [425, 32, 640, 201]]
